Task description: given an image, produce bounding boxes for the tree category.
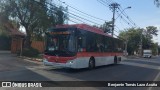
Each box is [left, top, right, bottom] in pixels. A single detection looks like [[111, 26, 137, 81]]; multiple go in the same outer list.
[[151, 42, 159, 55], [0, 0, 67, 48], [143, 26, 158, 49], [154, 0, 160, 7], [100, 21, 112, 33], [145, 26, 158, 37], [119, 26, 158, 55], [119, 28, 142, 55]]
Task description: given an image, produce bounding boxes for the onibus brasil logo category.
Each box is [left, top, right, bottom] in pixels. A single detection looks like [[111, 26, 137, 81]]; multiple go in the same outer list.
[[1, 82, 42, 87]]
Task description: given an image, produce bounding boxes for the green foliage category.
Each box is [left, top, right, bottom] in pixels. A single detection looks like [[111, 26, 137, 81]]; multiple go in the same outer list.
[[100, 21, 113, 33], [118, 26, 158, 55], [145, 26, 158, 37], [151, 43, 159, 55], [0, 0, 67, 47], [21, 47, 40, 57], [119, 28, 141, 54], [143, 26, 158, 49]]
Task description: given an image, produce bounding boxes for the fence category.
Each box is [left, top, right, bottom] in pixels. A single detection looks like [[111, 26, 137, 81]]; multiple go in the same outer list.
[[11, 39, 45, 53], [11, 37, 23, 53], [31, 41, 45, 53]]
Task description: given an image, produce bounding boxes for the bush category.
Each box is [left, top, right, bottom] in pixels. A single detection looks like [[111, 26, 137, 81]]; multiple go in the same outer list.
[[21, 47, 40, 57], [0, 35, 11, 50]]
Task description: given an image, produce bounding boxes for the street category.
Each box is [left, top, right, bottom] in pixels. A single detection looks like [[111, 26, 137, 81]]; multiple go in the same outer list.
[[0, 52, 160, 90], [1, 0, 160, 90]]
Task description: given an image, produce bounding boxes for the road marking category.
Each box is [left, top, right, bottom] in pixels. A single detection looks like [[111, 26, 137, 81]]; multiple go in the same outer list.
[[122, 61, 160, 90], [126, 59, 160, 64], [147, 72, 160, 90], [26, 67, 100, 90], [23, 59, 42, 65]]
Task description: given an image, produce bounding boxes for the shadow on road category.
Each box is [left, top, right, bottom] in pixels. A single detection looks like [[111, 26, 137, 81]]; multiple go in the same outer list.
[[0, 68, 52, 81], [47, 64, 118, 73]]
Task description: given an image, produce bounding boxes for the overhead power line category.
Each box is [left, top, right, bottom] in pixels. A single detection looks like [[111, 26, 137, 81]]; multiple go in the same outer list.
[[118, 6, 138, 27], [68, 12, 102, 26], [68, 9, 104, 24], [58, 0, 107, 22], [69, 15, 86, 24], [97, 0, 138, 31], [68, 19, 81, 24], [116, 11, 135, 27], [97, 0, 110, 7], [42, 1, 103, 26]]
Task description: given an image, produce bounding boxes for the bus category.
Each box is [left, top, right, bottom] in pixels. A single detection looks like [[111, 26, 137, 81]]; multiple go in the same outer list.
[[43, 24, 125, 69]]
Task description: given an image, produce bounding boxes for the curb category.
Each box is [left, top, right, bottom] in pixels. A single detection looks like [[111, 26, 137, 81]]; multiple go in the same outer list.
[[18, 56, 43, 62], [126, 56, 159, 59], [126, 56, 141, 59]]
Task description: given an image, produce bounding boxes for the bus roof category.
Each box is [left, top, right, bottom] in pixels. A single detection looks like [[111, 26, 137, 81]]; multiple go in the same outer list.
[[56, 24, 113, 37]]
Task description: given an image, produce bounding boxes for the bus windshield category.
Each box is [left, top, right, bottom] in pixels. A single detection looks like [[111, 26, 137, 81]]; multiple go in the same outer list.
[[45, 29, 76, 57]]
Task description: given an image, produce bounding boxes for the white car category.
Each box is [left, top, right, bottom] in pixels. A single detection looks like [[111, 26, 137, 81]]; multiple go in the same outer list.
[[143, 50, 152, 58]]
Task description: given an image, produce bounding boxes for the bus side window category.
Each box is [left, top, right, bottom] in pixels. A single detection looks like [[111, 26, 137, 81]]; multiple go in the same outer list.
[[77, 36, 86, 52], [104, 37, 111, 52], [78, 36, 82, 52], [97, 43, 104, 52]]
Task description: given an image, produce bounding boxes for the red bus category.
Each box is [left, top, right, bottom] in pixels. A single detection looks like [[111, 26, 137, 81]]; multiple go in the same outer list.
[[43, 24, 124, 69]]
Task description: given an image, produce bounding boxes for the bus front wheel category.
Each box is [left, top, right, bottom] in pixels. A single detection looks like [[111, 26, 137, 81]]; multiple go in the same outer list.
[[88, 57, 95, 69]]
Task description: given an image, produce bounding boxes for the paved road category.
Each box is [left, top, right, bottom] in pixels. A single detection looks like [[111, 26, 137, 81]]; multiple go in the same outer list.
[[0, 52, 160, 90]]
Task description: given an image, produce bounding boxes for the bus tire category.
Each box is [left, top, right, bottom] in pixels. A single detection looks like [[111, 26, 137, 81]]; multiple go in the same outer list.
[[114, 56, 117, 64], [88, 57, 95, 69]]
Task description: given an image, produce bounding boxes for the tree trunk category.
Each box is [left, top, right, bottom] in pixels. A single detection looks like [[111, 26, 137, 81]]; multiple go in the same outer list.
[[24, 35, 31, 48], [24, 28, 31, 48]]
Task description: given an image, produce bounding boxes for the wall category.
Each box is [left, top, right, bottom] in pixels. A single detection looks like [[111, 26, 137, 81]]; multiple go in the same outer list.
[[31, 41, 45, 53]]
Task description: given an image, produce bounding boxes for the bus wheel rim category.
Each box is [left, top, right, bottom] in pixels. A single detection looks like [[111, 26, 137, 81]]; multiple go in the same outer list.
[[89, 60, 94, 68]]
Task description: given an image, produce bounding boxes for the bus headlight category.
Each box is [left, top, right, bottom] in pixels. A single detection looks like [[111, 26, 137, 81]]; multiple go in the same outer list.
[[43, 58, 47, 62], [67, 60, 74, 64]]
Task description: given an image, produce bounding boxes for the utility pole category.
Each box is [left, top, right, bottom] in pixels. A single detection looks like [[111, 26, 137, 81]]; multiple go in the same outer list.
[[66, 6, 69, 24], [109, 3, 120, 37], [139, 29, 143, 56], [62, 1, 69, 24], [125, 40, 128, 56]]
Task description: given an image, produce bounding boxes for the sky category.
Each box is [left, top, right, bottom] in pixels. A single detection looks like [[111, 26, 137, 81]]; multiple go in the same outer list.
[[57, 0, 160, 45]]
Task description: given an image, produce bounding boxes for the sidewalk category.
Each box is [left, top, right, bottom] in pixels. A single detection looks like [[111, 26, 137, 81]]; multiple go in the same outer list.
[[126, 55, 141, 59], [0, 50, 11, 54], [126, 55, 160, 59], [18, 56, 43, 65]]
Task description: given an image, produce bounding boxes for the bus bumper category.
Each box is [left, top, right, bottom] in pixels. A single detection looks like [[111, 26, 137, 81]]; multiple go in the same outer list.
[[43, 59, 76, 68]]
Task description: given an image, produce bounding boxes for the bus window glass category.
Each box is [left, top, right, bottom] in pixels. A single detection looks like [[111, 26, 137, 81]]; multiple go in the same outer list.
[[105, 37, 113, 52], [48, 35, 70, 51], [77, 30, 86, 52], [95, 35, 104, 52], [45, 29, 76, 57], [86, 32, 97, 52]]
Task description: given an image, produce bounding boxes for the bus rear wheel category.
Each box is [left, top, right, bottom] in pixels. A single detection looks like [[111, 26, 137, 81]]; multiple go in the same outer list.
[[88, 58, 95, 69], [114, 56, 117, 64]]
